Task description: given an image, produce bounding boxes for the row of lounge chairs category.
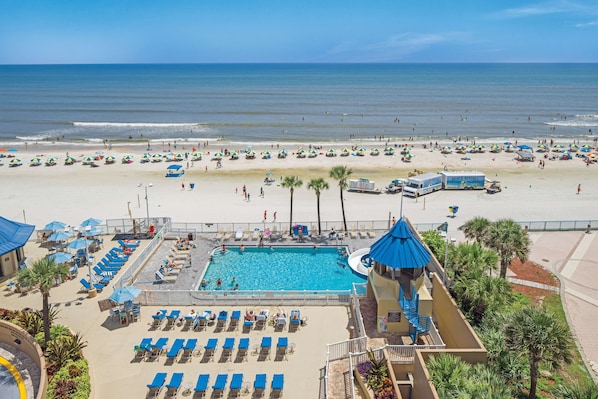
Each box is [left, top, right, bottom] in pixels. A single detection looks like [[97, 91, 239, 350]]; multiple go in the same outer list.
[[147, 372, 284, 398], [135, 336, 292, 363], [79, 245, 133, 293], [214, 224, 377, 243]]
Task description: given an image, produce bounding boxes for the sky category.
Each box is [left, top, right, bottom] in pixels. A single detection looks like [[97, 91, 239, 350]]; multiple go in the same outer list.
[[0, 0, 597, 64]]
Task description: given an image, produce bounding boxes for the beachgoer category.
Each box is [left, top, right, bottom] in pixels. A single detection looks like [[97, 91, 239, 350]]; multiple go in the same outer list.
[[269, 245, 274, 252], [216, 278, 222, 288], [392, 216, 396, 225], [231, 277, 236, 285], [181, 182, 185, 190], [221, 244, 226, 253], [233, 284, 239, 291], [264, 210, 267, 220], [200, 280, 208, 289], [577, 184, 581, 195], [273, 211, 277, 222], [240, 244, 245, 252]]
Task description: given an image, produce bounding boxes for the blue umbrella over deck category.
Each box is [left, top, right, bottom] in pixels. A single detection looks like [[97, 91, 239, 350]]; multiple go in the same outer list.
[[80, 218, 102, 227], [48, 230, 72, 242], [369, 218, 430, 269], [48, 252, 74, 264], [67, 238, 90, 250], [44, 221, 66, 231], [109, 286, 142, 304]]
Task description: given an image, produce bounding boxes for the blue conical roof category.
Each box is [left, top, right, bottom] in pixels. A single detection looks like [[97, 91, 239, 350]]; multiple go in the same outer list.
[[369, 218, 430, 269]]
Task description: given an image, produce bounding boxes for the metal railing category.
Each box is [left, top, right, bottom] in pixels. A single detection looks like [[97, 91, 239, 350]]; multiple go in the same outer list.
[[516, 219, 598, 231], [351, 284, 368, 338]]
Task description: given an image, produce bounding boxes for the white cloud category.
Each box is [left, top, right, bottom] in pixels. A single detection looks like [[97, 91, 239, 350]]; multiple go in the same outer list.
[[496, 0, 598, 18], [576, 20, 598, 27]]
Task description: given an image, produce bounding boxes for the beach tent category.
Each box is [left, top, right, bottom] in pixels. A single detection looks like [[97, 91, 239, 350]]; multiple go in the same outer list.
[[369, 217, 430, 271], [516, 151, 535, 162], [165, 164, 185, 177], [517, 144, 533, 152]]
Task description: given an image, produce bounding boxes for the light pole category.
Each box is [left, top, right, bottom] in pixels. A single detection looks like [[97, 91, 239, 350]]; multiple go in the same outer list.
[[137, 183, 153, 227], [83, 226, 96, 298]]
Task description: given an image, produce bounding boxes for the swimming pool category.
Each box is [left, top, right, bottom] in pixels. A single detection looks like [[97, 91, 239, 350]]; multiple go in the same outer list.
[[200, 246, 365, 291], [0, 360, 22, 399]]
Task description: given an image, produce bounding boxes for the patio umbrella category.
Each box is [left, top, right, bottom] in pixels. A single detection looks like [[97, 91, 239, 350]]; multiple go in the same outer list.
[[48, 230, 72, 242], [109, 286, 142, 304], [105, 155, 116, 163], [9, 158, 22, 167], [45, 221, 66, 231], [81, 218, 102, 227], [48, 252, 74, 264], [65, 156, 75, 165], [83, 227, 104, 237], [30, 157, 42, 166], [45, 157, 57, 166], [67, 238, 90, 250]]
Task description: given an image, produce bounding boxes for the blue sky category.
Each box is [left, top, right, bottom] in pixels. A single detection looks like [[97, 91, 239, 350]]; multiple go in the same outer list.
[[0, 0, 597, 64]]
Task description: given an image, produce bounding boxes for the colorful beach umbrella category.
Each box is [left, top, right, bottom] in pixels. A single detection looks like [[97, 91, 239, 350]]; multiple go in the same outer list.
[[122, 154, 134, 163], [404, 153, 414, 161], [82, 156, 94, 164], [370, 148, 380, 155], [45, 157, 57, 166], [262, 150, 271, 159], [150, 154, 162, 162], [65, 156, 75, 165], [30, 157, 42, 166], [9, 158, 22, 167], [191, 151, 202, 160]]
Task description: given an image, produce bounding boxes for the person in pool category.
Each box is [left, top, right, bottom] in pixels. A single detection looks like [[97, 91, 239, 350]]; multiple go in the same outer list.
[[240, 244, 245, 253], [216, 278, 222, 288], [221, 244, 226, 253], [200, 279, 208, 289]]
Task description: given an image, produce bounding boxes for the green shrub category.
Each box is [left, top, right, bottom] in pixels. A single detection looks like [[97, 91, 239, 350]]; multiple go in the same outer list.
[[47, 359, 90, 399]]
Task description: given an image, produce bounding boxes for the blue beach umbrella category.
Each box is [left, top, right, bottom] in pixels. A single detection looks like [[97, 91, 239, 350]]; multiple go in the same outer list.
[[67, 238, 90, 250], [80, 218, 102, 227], [83, 227, 104, 237], [44, 221, 66, 231], [48, 252, 74, 264], [109, 286, 142, 304], [48, 231, 72, 242]]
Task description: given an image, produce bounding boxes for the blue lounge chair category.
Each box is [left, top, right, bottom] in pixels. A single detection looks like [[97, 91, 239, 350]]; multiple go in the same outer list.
[[212, 374, 228, 397], [222, 337, 235, 362], [93, 266, 113, 279], [195, 310, 211, 330], [260, 336, 272, 360], [271, 374, 284, 398], [165, 310, 180, 327], [165, 372, 184, 397], [216, 310, 228, 328], [166, 338, 184, 360], [88, 272, 110, 286], [80, 278, 103, 292], [146, 372, 167, 398], [289, 309, 301, 331], [237, 338, 249, 362], [230, 310, 241, 330], [194, 374, 209, 396], [181, 338, 197, 362], [97, 262, 120, 273], [276, 337, 289, 360], [204, 338, 218, 361], [253, 374, 266, 395], [134, 337, 152, 359], [230, 374, 243, 397], [152, 309, 167, 327], [149, 337, 168, 359]]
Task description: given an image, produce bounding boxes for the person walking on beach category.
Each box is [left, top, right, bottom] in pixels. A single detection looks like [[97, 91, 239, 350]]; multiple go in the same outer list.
[[263, 210, 267, 221], [181, 182, 185, 190], [577, 184, 581, 195], [273, 211, 277, 222]]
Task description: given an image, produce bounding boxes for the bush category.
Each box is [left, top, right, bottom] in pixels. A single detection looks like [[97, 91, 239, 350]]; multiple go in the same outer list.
[[47, 359, 90, 399]]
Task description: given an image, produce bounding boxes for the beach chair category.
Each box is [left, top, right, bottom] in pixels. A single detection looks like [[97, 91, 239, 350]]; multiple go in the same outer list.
[[243, 318, 254, 332], [134, 337, 152, 360], [253, 374, 267, 398], [235, 227, 243, 241], [222, 229, 233, 241], [276, 337, 289, 361], [212, 374, 228, 398], [359, 225, 368, 239], [221, 337, 235, 362], [166, 338, 184, 361], [259, 336, 272, 361], [79, 278, 104, 293], [251, 229, 260, 241], [204, 338, 218, 362], [230, 374, 243, 398], [88, 272, 110, 286], [194, 374, 210, 398], [149, 337, 168, 360], [237, 337, 249, 362], [146, 372, 167, 398], [214, 227, 224, 240], [289, 309, 301, 332], [165, 310, 180, 328], [368, 224, 377, 238], [275, 313, 287, 331], [270, 225, 279, 241], [93, 266, 113, 279], [216, 310, 228, 329], [195, 310, 211, 331], [255, 309, 269, 329], [242, 229, 250, 241], [271, 374, 284, 398], [349, 225, 358, 239], [181, 338, 197, 362], [151, 310, 167, 327], [229, 310, 241, 330], [165, 372, 183, 398]]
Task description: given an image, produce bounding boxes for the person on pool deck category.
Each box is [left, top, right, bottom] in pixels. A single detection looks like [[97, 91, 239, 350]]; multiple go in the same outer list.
[[245, 309, 256, 321]]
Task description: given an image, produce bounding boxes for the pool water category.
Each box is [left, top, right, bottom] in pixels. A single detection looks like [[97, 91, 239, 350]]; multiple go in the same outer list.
[[201, 246, 365, 291], [0, 362, 21, 399]]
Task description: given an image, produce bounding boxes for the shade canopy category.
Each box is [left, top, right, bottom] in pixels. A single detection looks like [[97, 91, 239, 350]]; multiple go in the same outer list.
[[109, 286, 142, 304], [369, 218, 430, 269], [0, 216, 35, 256]]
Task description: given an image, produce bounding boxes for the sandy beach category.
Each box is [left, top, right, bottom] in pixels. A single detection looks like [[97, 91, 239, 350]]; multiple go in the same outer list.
[[0, 138, 596, 232]]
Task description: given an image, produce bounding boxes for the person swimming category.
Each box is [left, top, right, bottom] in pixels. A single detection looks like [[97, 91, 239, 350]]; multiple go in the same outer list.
[[216, 278, 222, 288]]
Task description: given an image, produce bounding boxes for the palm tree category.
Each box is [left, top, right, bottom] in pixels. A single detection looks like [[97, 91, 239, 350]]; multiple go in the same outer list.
[[452, 273, 512, 325], [329, 165, 353, 232], [505, 306, 574, 399], [280, 175, 303, 235], [448, 241, 499, 278], [460, 216, 491, 244], [485, 219, 531, 279], [17, 257, 69, 344], [307, 177, 329, 235]]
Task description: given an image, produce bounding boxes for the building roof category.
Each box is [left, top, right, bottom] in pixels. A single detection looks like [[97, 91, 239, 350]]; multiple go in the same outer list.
[[369, 217, 431, 269], [0, 216, 35, 256]]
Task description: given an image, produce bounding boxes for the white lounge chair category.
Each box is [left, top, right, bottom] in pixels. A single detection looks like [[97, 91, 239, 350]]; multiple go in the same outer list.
[[235, 228, 243, 241]]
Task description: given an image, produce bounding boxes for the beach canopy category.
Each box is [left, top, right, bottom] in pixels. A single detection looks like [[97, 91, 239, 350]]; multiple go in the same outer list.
[[368, 218, 431, 269], [109, 285, 142, 304], [0, 216, 35, 256], [48, 252, 74, 264], [517, 144, 533, 150]]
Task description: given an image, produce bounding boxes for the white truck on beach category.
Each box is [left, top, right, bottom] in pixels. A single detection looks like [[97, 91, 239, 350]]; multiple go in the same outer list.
[[348, 178, 381, 194], [441, 171, 486, 190], [402, 173, 443, 197]]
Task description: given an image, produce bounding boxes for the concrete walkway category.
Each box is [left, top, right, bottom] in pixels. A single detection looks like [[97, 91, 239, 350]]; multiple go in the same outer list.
[[526, 231, 598, 381]]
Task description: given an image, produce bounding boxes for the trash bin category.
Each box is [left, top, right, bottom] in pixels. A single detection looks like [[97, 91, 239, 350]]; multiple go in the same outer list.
[[188, 232, 194, 241]]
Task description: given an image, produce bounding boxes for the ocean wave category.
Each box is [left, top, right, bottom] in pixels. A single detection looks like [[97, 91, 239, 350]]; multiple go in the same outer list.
[[72, 122, 205, 127], [545, 121, 598, 127]]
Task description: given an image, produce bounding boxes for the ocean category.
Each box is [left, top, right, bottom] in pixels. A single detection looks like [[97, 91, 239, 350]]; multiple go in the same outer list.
[[1, 63, 597, 146]]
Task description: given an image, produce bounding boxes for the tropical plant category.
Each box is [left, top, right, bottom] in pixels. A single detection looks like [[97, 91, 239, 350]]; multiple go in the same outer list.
[[306, 177, 329, 235], [478, 322, 527, 389], [17, 257, 69, 344], [421, 230, 446, 261], [448, 242, 498, 278], [556, 382, 598, 399], [280, 175, 303, 235], [505, 306, 574, 399], [485, 218, 531, 279], [45, 332, 87, 374], [47, 359, 90, 399], [452, 273, 512, 325], [460, 216, 491, 244], [329, 165, 353, 232]]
